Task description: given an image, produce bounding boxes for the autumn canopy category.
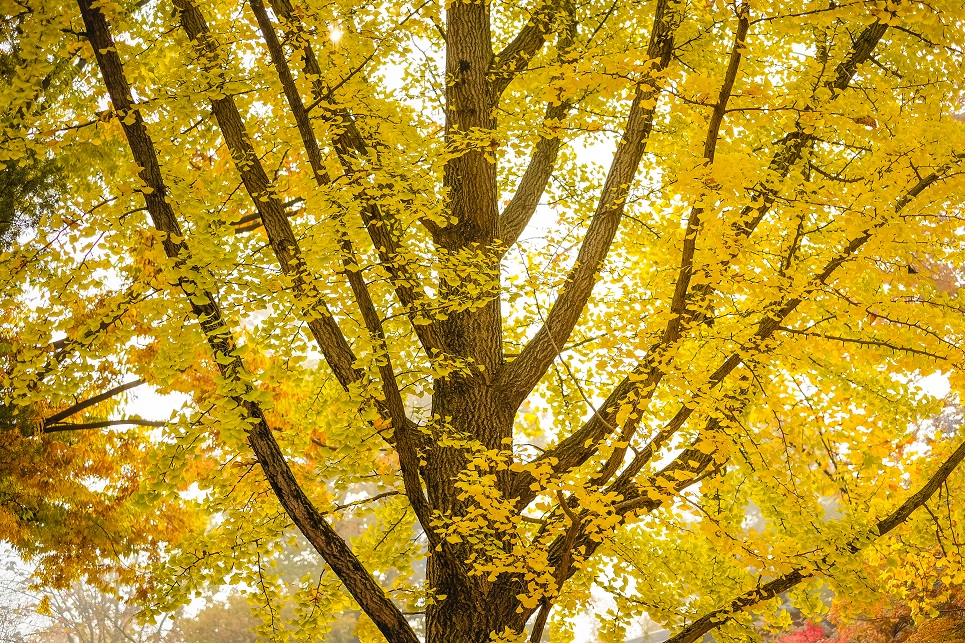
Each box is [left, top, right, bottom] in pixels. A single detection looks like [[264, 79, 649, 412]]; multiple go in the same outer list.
[[2, 0, 965, 641]]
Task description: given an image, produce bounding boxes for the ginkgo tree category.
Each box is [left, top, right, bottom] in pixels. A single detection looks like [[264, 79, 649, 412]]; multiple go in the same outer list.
[[3, 0, 965, 641]]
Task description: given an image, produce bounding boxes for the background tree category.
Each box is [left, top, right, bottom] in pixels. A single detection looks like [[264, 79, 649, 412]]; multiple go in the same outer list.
[[163, 594, 256, 643], [2, 0, 965, 642], [2, 3, 194, 586], [29, 581, 172, 643], [0, 547, 38, 643], [771, 594, 965, 643], [164, 533, 371, 643]]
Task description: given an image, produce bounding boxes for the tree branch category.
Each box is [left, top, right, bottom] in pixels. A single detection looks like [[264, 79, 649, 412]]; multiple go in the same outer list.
[[232, 197, 304, 232], [498, 101, 571, 252], [174, 0, 361, 391], [43, 378, 144, 426], [38, 287, 147, 386], [511, 452, 716, 629], [489, 0, 572, 99], [513, 162, 954, 508], [266, 0, 448, 357], [735, 17, 889, 239], [514, 16, 900, 493], [600, 165, 953, 498], [522, 417, 965, 635], [77, 5, 419, 641], [498, 12, 576, 252], [43, 419, 165, 433], [246, 0, 437, 546], [774, 326, 950, 361], [672, 18, 892, 347], [667, 14, 889, 325], [496, 0, 680, 409], [591, 5, 750, 485], [608, 168, 949, 487]]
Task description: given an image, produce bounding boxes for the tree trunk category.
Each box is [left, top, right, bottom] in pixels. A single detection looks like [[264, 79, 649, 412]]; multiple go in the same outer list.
[[426, 553, 525, 643], [426, 555, 491, 643], [424, 380, 523, 641]]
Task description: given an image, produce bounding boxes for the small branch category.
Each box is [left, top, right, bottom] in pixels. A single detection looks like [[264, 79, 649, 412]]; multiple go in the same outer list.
[[43, 378, 144, 426], [232, 197, 304, 230], [529, 489, 582, 643], [43, 419, 165, 433], [775, 327, 949, 361], [808, 161, 864, 183], [324, 1, 432, 101], [330, 491, 401, 514]]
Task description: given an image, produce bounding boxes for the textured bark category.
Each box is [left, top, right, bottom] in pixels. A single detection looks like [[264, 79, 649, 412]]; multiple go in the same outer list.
[[424, 385, 516, 640], [437, 0, 501, 370], [421, 3, 512, 639], [425, 554, 514, 643]]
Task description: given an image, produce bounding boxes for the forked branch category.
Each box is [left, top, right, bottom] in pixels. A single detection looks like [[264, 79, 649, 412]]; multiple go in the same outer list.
[[592, 4, 750, 485], [496, 0, 680, 408], [490, 0, 573, 99]]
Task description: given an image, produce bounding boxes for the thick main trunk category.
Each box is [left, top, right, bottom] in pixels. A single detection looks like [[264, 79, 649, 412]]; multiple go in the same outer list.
[[424, 383, 520, 641], [425, 555, 490, 643], [425, 553, 522, 643], [439, 0, 502, 374]]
